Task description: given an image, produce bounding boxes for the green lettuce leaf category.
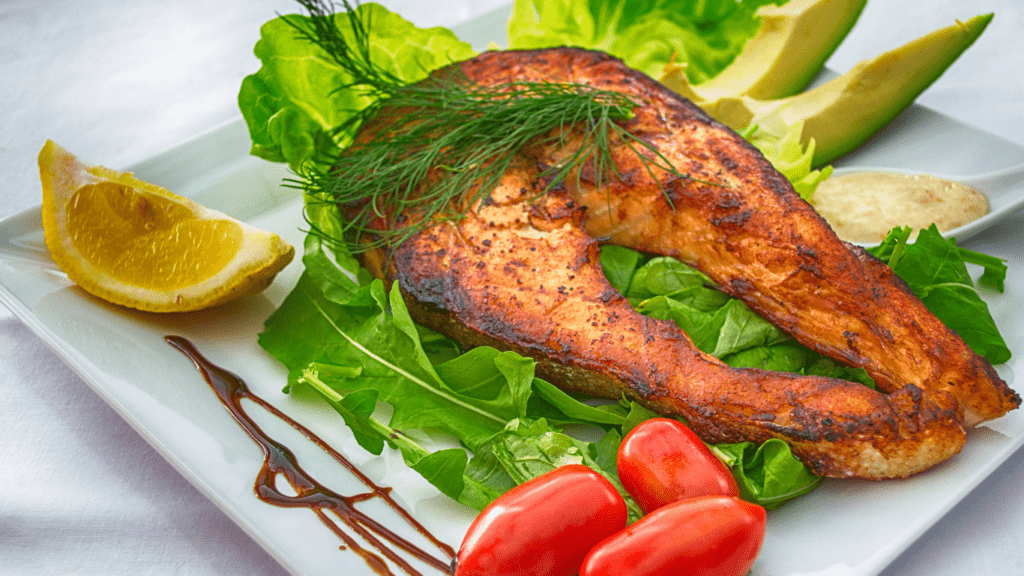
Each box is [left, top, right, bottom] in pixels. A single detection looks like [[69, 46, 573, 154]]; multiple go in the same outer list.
[[507, 0, 783, 82], [506, 0, 833, 199], [740, 121, 834, 200], [238, 3, 475, 171]]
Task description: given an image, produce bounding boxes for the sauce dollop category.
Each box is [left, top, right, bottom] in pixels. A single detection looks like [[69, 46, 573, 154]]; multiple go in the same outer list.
[[810, 172, 988, 243]]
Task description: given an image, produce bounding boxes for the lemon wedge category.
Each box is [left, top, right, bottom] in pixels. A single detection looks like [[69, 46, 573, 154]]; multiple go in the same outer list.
[[38, 140, 294, 312]]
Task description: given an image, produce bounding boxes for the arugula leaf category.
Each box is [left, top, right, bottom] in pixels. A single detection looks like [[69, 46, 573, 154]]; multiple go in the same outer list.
[[264, 274, 512, 452], [239, 3, 475, 171], [867, 225, 1010, 364], [297, 368, 506, 509], [959, 247, 1008, 293], [261, 228, 645, 509], [323, 387, 385, 455], [258, 274, 374, 394], [531, 378, 628, 426], [433, 347, 532, 419], [507, 0, 783, 82], [463, 446, 518, 503]]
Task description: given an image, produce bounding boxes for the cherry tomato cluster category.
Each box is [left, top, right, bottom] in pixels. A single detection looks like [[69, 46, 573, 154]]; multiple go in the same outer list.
[[454, 418, 766, 576]]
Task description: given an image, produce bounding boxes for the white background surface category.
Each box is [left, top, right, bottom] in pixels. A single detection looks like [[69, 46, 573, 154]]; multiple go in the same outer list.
[[2, 1, 1023, 575]]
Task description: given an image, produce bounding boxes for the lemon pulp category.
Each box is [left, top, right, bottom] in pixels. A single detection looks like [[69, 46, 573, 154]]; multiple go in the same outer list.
[[39, 140, 294, 312]]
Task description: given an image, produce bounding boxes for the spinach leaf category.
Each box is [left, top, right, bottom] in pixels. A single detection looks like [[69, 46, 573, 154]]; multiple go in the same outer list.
[[491, 419, 645, 521], [868, 225, 1010, 364], [619, 399, 662, 435], [712, 439, 822, 509], [599, 244, 645, 295], [625, 256, 715, 302], [722, 345, 875, 388]]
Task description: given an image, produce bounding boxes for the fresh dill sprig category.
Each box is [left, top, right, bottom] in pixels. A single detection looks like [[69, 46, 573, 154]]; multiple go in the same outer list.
[[288, 0, 692, 253]]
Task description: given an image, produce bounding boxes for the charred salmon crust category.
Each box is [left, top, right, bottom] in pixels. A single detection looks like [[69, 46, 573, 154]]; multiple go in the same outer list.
[[448, 47, 1017, 426], [349, 47, 1017, 478], [390, 170, 965, 479]]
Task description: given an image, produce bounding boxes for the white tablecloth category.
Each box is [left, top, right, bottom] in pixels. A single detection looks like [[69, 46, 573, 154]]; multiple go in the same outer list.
[[2, 1, 1022, 574]]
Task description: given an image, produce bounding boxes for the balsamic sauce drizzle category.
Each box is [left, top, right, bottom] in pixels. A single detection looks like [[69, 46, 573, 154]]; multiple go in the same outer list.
[[165, 336, 455, 576]]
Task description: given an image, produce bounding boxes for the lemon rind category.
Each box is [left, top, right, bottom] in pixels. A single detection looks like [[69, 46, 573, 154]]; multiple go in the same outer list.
[[40, 140, 295, 313]]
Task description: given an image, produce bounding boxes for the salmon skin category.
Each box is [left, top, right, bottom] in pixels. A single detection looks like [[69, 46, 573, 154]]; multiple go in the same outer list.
[[357, 48, 1018, 478]]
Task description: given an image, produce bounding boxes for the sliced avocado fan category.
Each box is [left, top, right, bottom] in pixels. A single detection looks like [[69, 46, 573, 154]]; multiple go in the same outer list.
[[663, 0, 868, 101], [666, 12, 993, 167]]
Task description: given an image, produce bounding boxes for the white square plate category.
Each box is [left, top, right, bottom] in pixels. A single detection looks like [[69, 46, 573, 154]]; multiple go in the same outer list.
[[2, 7, 1024, 576]]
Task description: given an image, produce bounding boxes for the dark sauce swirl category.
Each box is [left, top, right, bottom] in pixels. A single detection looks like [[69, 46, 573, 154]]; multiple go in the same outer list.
[[166, 335, 455, 576]]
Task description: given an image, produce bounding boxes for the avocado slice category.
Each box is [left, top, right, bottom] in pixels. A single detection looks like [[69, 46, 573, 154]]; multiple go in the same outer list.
[[662, 0, 867, 101], [698, 14, 994, 166]]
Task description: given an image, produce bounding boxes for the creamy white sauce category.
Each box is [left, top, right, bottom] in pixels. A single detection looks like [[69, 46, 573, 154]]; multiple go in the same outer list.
[[810, 172, 989, 243]]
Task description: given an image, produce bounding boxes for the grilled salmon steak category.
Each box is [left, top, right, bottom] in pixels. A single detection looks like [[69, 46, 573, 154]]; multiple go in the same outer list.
[[357, 48, 1018, 478]]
